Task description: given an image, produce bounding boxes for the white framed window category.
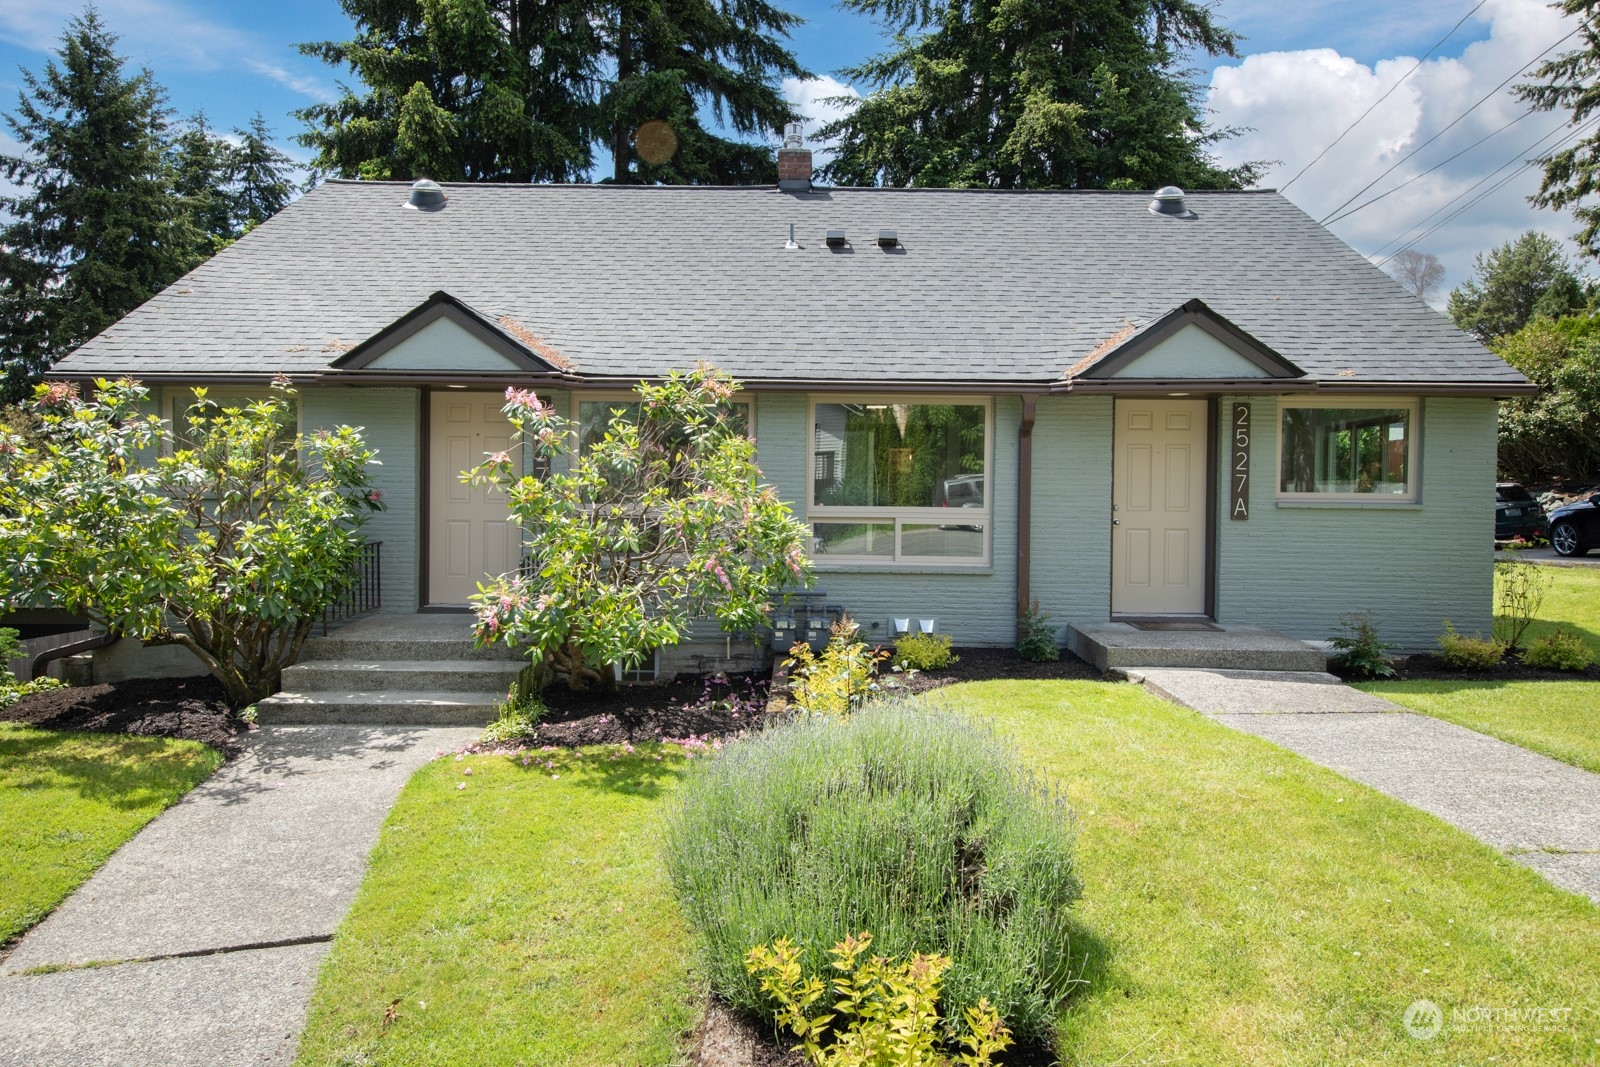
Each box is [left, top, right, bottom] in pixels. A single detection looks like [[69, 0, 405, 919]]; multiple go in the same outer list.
[[615, 649, 659, 684], [572, 391, 754, 456], [163, 386, 300, 453], [807, 397, 992, 566], [1277, 397, 1420, 502]]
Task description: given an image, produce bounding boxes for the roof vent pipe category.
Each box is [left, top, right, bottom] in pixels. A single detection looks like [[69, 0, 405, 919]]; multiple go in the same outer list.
[[1148, 185, 1194, 219], [406, 178, 448, 212]]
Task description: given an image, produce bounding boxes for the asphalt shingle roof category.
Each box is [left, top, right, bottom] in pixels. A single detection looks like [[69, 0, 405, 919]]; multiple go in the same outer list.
[[55, 180, 1525, 388]]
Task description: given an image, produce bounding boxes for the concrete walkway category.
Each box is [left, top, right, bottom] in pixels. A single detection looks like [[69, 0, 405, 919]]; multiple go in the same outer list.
[[1134, 668, 1600, 903], [0, 724, 476, 1067]]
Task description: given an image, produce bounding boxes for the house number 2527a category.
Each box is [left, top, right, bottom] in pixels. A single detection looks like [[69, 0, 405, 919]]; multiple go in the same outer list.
[[1231, 403, 1250, 520]]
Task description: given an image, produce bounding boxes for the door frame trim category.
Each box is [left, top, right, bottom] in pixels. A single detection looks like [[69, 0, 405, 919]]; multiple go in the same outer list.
[[1108, 396, 1218, 620], [419, 386, 434, 608]]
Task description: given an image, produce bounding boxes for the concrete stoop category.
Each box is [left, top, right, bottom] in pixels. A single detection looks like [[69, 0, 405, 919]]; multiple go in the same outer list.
[[1068, 621, 1327, 673], [256, 615, 520, 725]]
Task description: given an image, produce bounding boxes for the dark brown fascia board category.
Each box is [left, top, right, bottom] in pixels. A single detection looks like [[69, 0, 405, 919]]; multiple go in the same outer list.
[[329, 290, 557, 374], [1077, 298, 1306, 380], [48, 369, 1536, 399]]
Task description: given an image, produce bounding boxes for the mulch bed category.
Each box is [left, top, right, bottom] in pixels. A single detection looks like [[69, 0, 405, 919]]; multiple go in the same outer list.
[[0, 675, 244, 757], [1344, 653, 1600, 683], [525, 647, 1106, 749], [892, 646, 1107, 695]]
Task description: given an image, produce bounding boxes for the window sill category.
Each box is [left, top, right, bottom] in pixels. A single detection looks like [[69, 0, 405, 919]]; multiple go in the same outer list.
[[813, 562, 995, 575], [1274, 500, 1423, 510]]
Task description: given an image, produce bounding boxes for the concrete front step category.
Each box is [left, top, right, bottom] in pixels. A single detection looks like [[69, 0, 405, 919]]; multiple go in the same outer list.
[[1067, 622, 1327, 673], [254, 690, 501, 726], [299, 614, 522, 664], [281, 659, 524, 693]]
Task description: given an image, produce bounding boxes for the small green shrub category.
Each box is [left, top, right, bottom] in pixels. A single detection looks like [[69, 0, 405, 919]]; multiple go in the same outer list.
[[746, 932, 1012, 1067], [0, 676, 65, 710], [665, 700, 1081, 1043], [784, 619, 891, 717], [894, 632, 958, 672], [1437, 621, 1507, 671], [1016, 599, 1059, 662], [1329, 612, 1395, 679], [1521, 629, 1596, 671], [1494, 552, 1553, 651], [481, 664, 548, 743], [0, 626, 22, 667]]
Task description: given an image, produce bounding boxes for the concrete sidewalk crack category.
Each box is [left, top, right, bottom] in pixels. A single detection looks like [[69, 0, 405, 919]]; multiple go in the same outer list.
[[7, 933, 334, 977]]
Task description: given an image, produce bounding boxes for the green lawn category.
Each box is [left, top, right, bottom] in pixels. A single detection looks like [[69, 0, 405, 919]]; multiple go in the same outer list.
[[0, 723, 223, 944], [1358, 679, 1600, 773], [1359, 564, 1600, 772], [298, 682, 1600, 1065], [292, 746, 701, 1067]]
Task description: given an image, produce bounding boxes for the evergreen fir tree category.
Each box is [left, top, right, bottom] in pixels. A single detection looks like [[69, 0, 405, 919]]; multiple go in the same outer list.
[[1516, 1, 1600, 259], [230, 112, 297, 233], [818, 0, 1260, 190], [297, 0, 601, 182], [171, 111, 237, 253], [0, 8, 201, 398], [296, 0, 808, 185]]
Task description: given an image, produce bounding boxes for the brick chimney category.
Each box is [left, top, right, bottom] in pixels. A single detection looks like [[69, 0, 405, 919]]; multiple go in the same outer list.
[[777, 122, 812, 193]]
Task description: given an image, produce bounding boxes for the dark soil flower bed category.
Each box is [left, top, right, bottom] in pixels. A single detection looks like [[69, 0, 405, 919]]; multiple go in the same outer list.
[[892, 646, 1107, 693], [1353, 653, 1600, 683], [529, 671, 774, 747], [1, 675, 243, 756]]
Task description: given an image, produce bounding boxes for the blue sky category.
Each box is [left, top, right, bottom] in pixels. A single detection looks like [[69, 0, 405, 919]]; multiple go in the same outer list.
[[0, 0, 1584, 298]]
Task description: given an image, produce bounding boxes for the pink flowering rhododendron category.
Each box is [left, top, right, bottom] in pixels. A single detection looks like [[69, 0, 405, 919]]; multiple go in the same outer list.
[[462, 366, 812, 695]]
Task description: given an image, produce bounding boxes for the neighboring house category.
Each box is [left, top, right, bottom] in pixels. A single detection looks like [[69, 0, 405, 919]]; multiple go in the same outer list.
[[48, 141, 1532, 677]]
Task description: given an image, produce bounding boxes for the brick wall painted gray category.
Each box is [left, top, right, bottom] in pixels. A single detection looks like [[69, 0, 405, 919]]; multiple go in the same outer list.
[[1029, 396, 1113, 640], [1214, 395, 1496, 650], [300, 386, 422, 613], [756, 392, 1022, 646]]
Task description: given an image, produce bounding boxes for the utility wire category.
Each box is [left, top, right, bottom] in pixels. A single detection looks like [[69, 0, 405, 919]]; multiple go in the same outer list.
[[1323, 107, 1536, 225], [1367, 115, 1583, 258], [1316, 24, 1581, 224], [1280, 0, 1492, 192], [1374, 114, 1600, 265]]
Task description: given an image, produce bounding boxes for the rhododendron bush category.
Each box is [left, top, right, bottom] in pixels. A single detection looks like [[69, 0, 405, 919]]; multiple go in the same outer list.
[[468, 366, 811, 692], [0, 377, 381, 707]]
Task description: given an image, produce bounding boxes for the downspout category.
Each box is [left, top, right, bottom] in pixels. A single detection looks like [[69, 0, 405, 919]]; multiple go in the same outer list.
[[1016, 394, 1037, 644]]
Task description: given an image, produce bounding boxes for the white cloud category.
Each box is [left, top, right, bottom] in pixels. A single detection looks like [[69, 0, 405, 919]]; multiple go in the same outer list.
[[1207, 0, 1593, 304], [0, 0, 335, 102], [782, 75, 860, 167]]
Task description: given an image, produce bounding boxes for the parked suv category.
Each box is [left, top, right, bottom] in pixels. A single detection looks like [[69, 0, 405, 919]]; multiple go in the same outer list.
[[1549, 492, 1600, 557], [1495, 483, 1547, 543]]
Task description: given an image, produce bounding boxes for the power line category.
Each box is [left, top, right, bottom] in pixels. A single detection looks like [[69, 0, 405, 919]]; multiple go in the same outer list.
[[1316, 24, 1581, 224], [1367, 115, 1583, 259], [1323, 107, 1536, 226], [1279, 0, 1492, 192], [1374, 114, 1600, 265]]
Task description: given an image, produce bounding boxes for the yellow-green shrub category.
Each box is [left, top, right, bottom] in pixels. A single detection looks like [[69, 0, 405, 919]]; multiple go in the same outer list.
[[746, 932, 1012, 1067], [1522, 629, 1596, 671], [1437, 621, 1506, 670], [784, 620, 890, 717], [893, 632, 958, 671]]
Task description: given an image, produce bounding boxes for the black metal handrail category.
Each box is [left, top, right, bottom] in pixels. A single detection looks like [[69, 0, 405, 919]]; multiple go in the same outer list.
[[322, 541, 382, 635]]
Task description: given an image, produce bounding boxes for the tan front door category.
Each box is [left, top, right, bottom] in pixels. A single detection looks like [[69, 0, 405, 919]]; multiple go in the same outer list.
[[1111, 399, 1208, 616], [427, 392, 519, 606]]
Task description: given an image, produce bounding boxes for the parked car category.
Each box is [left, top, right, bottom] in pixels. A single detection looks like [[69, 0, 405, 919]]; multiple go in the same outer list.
[[1548, 492, 1600, 556], [1495, 483, 1547, 543]]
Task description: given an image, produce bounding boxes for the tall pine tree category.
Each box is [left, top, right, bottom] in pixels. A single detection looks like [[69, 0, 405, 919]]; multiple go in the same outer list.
[[297, 0, 601, 182], [171, 111, 237, 253], [1516, 0, 1600, 259], [296, 0, 808, 184], [818, 0, 1259, 190], [231, 113, 297, 233], [0, 8, 201, 400]]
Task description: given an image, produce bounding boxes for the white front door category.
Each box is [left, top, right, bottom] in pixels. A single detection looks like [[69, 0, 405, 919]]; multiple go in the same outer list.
[[1111, 399, 1208, 616], [427, 392, 519, 606]]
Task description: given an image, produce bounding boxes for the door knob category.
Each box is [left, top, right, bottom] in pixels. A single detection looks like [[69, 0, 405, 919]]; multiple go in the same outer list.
[[1112, 519, 1121, 526]]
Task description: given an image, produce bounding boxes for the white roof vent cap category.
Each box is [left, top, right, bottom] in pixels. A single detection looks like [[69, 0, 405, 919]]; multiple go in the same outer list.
[[1148, 185, 1194, 219], [406, 179, 448, 212]]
